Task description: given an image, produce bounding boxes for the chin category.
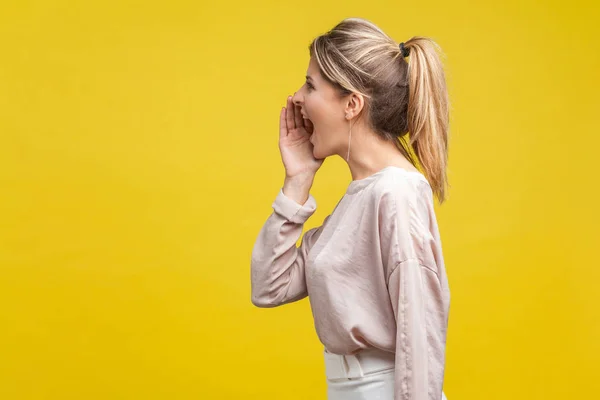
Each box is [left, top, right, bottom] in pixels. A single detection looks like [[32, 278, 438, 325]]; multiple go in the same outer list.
[[312, 145, 324, 160], [312, 147, 331, 160], [312, 147, 321, 159]]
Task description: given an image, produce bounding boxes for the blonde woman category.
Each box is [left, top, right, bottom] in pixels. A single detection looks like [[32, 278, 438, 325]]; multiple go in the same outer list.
[[251, 17, 450, 400]]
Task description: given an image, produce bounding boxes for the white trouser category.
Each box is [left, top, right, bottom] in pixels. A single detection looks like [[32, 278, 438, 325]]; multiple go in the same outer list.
[[324, 347, 448, 400]]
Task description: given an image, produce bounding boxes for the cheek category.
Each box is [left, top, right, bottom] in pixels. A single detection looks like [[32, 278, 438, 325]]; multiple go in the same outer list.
[[305, 96, 341, 147], [305, 95, 325, 122]]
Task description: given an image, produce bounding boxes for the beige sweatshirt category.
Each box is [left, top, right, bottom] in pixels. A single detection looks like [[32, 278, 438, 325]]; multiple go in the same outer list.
[[251, 166, 450, 400]]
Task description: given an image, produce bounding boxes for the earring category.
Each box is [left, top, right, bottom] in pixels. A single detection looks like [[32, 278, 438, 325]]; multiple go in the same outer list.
[[346, 120, 352, 162]]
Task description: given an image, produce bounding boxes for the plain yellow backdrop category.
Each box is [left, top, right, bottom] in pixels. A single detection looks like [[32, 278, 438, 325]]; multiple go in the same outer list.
[[1, 0, 598, 399]]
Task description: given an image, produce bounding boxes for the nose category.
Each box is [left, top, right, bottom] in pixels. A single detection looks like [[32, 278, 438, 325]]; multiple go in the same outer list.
[[292, 91, 303, 107]]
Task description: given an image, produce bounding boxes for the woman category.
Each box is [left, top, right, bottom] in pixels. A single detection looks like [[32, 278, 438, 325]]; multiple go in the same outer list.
[[251, 17, 450, 400]]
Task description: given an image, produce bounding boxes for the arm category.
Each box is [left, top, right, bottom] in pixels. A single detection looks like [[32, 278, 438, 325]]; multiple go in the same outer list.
[[251, 91, 325, 307], [388, 260, 446, 400], [378, 179, 448, 399], [250, 187, 328, 308]]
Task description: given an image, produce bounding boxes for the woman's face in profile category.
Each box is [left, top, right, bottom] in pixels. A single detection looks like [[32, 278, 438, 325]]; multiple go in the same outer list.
[[293, 58, 348, 159]]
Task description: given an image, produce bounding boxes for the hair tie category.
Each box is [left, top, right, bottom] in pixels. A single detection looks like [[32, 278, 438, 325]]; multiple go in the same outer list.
[[399, 42, 410, 57]]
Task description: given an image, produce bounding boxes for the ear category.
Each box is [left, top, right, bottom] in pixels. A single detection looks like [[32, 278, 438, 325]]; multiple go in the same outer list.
[[344, 92, 365, 120]]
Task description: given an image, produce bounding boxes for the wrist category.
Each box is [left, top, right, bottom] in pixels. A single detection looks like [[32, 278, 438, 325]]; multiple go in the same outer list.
[[283, 175, 314, 205]]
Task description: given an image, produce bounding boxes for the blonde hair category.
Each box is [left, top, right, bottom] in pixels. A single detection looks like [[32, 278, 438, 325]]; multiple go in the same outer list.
[[309, 18, 450, 203]]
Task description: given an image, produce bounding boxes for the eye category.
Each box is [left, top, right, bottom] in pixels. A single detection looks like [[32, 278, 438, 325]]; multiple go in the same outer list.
[[306, 81, 314, 91]]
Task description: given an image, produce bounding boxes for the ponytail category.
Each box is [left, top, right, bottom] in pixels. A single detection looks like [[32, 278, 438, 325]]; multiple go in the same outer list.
[[404, 37, 450, 203]]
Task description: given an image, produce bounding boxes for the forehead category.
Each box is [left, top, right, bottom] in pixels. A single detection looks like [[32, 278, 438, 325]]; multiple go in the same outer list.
[[306, 58, 321, 79]]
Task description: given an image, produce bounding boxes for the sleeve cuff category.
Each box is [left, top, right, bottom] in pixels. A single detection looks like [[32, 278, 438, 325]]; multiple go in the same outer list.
[[272, 189, 317, 224]]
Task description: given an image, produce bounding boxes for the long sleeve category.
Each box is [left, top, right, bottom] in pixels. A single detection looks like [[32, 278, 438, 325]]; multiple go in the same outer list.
[[388, 260, 447, 400], [251, 189, 328, 308], [377, 177, 448, 400]]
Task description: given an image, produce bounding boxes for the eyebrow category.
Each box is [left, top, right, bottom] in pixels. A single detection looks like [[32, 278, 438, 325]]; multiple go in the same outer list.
[[305, 75, 313, 81]]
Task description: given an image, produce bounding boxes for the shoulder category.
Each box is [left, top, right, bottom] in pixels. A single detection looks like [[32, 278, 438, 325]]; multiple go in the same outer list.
[[368, 169, 434, 272], [369, 168, 432, 208]]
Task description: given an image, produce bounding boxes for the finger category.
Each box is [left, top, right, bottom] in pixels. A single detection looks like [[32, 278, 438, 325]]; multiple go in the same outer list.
[[286, 96, 296, 131], [279, 107, 287, 138], [294, 104, 303, 130]]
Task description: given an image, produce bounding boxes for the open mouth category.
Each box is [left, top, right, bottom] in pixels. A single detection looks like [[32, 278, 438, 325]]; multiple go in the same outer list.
[[304, 117, 314, 134]]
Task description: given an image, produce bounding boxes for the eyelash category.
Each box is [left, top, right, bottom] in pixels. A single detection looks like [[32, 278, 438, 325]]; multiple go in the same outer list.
[[306, 82, 314, 91]]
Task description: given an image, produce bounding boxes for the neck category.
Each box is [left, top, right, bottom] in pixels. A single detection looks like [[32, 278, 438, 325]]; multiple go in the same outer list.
[[342, 125, 417, 181]]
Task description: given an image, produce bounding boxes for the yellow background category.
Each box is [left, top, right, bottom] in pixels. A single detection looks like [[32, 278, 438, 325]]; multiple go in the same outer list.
[[1, 0, 598, 399]]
